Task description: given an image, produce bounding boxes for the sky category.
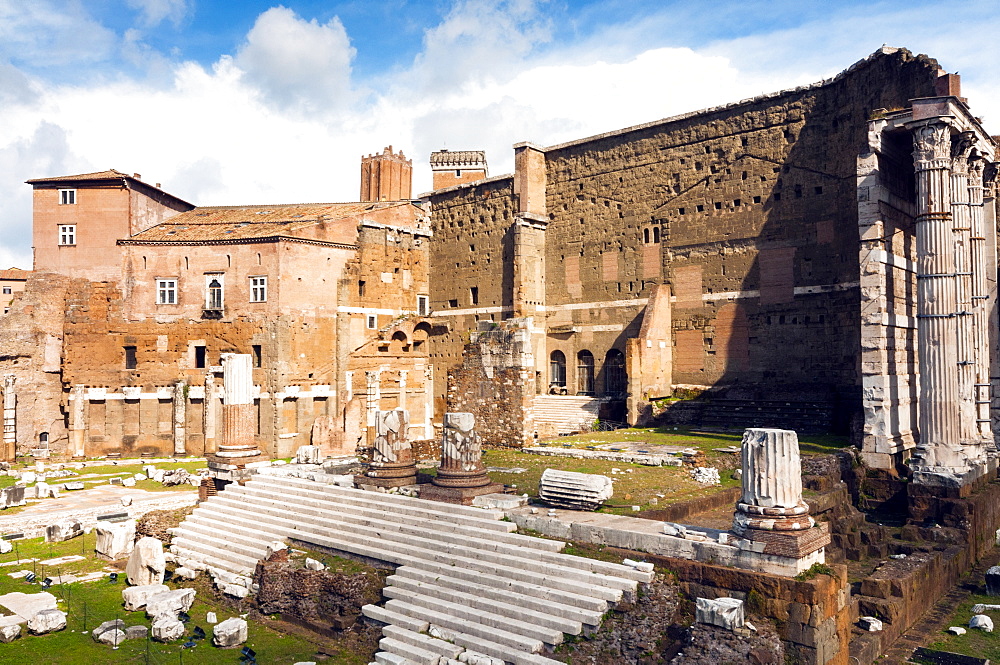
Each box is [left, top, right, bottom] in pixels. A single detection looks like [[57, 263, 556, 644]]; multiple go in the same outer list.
[[2, 0, 1000, 269]]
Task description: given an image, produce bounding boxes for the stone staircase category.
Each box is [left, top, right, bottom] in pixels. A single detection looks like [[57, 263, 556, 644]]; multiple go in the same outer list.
[[169, 474, 651, 665], [532, 395, 604, 436]]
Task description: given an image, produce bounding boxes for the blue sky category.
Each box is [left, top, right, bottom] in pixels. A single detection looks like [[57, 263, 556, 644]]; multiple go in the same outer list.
[[1, 0, 999, 268]]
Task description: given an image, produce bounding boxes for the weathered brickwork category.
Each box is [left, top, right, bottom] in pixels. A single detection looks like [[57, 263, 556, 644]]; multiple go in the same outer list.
[[428, 48, 949, 443]]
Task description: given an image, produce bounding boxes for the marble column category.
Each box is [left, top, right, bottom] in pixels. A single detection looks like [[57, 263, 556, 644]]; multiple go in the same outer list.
[[71, 384, 87, 459], [2, 376, 15, 461], [910, 121, 963, 472], [359, 409, 417, 488], [732, 428, 812, 535], [398, 370, 407, 412], [967, 156, 993, 440], [950, 132, 976, 442], [432, 412, 490, 488], [217, 353, 259, 458], [203, 373, 217, 453], [172, 381, 187, 457]]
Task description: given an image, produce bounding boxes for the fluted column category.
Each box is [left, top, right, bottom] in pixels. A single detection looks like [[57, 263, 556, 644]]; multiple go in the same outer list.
[[968, 156, 992, 440], [71, 383, 86, 459], [216, 353, 260, 459], [911, 121, 962, 471], [951, 132, 976, 442], [732, 428, 812, 534], [432, 412, 491, 488], [2, 376, 15, 461], [365, 409, 416, 480]]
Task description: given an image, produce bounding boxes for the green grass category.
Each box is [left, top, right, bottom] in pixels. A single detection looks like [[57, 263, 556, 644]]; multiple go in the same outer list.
[[925, 593, 1000, 660], [0, 534, 374, 664]]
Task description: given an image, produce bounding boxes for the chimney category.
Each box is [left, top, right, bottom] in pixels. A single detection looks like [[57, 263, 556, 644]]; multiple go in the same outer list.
[[360, 146, 412, 202]]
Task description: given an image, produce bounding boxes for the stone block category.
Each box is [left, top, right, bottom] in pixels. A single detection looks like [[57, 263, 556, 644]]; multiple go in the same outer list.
[[538, 468, 613, 510], [213, 617, 248, 647], [125, 625, 148, 640], [296, 445, 322, 465], [45, 519, 82, 543], [95, 628, 126, 646], [985, 565, 1000, 595], [151, 616, 184, 642], [145, 588, 196, 620], [126, 537, 166, 586], [970, 614, 994, 632], [95, 519, 136, 560], [27, 609, 66, 634], [695, 597, 745, 630], [858, 616, 883, 631], [304, 558, 324, 571], [91, 618, 125, 641], [0, 623, 20, 642], [174, 567, 198, 580], [123, 583, 170, 611]]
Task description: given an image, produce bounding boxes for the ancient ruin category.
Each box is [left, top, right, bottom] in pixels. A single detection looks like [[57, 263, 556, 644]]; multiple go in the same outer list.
[[419, 411, 503, 504], [357, 409, 417, 488]]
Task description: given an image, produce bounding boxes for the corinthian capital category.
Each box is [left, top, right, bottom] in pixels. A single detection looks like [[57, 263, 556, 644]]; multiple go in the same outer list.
[[912, 122, 951, 165], [951, 131, 976, 174]]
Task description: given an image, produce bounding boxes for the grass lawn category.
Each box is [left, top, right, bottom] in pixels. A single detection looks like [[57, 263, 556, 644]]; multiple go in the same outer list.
[[924, 593, 1000, 660], [0, 534, 373, 664]]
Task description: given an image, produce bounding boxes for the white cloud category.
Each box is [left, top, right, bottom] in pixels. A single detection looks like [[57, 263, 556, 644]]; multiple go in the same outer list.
[[235, 6, 357, 115], [0, 0, 116, 67], [125, 0, 189, 28]]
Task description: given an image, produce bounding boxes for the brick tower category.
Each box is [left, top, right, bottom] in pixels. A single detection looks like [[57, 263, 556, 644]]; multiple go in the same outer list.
[[360, 146, 412, 201]]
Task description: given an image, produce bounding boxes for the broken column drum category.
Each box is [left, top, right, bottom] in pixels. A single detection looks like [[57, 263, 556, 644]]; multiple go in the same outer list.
[[432, 412, 491, 488], [216, 354, 260, 460], [733, 428, 813, 534], [365, 409, 416, 480]]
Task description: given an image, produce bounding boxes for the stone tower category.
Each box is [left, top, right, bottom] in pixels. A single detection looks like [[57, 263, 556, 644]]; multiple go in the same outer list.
[[360, 146, 412, 202], [430, 149, 488, 190]]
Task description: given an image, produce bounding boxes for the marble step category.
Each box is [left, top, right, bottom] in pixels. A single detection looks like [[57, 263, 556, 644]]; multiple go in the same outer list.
[[384, 598, 543, 653], [363, 604, 429, 633], [382, 625, 465, 660], [386, 573, 584, 635], [378, 636, 441, 665]]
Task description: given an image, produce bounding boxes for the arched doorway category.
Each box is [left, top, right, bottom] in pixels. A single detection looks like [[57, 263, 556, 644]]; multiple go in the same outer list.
[[603, 349, 627, 397], [549, 351, 567, 393], [577, 350, 595, 395]]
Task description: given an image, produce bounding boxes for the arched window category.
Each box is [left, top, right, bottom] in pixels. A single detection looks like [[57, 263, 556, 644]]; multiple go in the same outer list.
[[550, 351, 566, 391], [643, 228, 650, 243], [206, 277, 223, 309], [604, 349, 627, 396], [577, 350, 595, 395], [652, 226, 660, 243]]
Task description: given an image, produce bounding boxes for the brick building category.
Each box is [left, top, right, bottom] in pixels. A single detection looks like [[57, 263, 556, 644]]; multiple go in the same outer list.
[[0, 268, 29, 315], [423, 47, 999, 470], [1, 149, 433, 461]]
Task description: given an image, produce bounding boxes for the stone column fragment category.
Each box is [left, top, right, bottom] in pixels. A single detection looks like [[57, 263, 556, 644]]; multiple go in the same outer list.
[[365, 409, 416, 481], [216, 354, 259, 459], [2, 376, 15, 461], [433, 412, 490, 488]]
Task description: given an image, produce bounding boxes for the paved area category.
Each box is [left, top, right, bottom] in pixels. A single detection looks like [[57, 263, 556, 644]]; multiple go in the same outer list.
[[0, 591, 57, 625]]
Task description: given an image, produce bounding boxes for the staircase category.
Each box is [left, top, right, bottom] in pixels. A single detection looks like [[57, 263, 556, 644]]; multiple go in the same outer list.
[[169, 475, 651, 665], [532, 395, 604, 436]]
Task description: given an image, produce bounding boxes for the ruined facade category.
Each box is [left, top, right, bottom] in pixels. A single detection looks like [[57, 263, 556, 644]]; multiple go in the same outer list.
[[425, 48, 999, 471], [1, 159, 433, 460]]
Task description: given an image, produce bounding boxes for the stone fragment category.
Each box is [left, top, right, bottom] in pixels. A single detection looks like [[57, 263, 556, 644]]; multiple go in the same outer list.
[[972, 604, 1000, 614], [222, 583, 249, 599], [27, 608, 66, 634], [20, 472, 35, 484], [1, 485, 25, 508], [151, 616, 185, 642], [145, 588, 196, 620], [663, 522, 687, 537], [0, 623, 20, 642], [212, 617, 248, 647], [63, 481, 85, 491], [695, 597, 745, 630], [623, 559, 654, 573], [125, 625, 148, 640], [160, 469, 191, 486], [295, 445, 322, 465], [538, 468, 613, 510], [304, 558, 324, 571], [92, 618, 125, 640], [121, 496, 133, 507], [948, 626, 967, 635], [122, 583, 170, 611], [122, 477, 136, 487], [45, 519, 82, 543], [125, 537, 166, 586], [94, 519, 136, 560], [35, 482, 57, 499], [206, 612, 217, 624], [858, 616, 883, 632], [970, 614, 994, 632], [95, 628, 126, 646], [174, 567, 198, 580], [0, 540, 11, 554], [986, 565, 1000, 596], [134, 473, 147, 481]]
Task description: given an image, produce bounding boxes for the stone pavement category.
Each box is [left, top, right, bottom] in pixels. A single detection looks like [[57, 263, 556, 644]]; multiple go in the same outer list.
[[0, 485, 197, 538]]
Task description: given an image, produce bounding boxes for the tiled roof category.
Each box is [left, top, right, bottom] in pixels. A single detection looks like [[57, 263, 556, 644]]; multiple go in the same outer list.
[[124, 201, 411, 244], [26, 169, 133, 184], [0, 269, 29, 280], [429, 150, 487, 167]]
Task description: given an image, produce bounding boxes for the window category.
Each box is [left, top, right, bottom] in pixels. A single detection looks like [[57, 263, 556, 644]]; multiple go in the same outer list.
[[448, 299, 459, 308], [2, 287, 10, 295], [549, 351, 567, 390], [59, 225, 76, 246], [417, 295, 429, 316], [252, 345, 262, 368], [205, 274, 224, 309], [366, 314, 377, 329], [577, 350, 595, 395], [455, 169, 462, 177], [194, 345, 206, 369], [470, 287, 479, 305], [124, 346, 137, 370], [358, 280, 366, 297], [604, 349, 627, 396], [156, 279, 177, 305], [250, 276, 267, 302], [58, 189, 76, 205]]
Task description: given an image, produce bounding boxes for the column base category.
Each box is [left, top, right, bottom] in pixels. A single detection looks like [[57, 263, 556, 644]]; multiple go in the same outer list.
[[732, 523, 830, 559], [419, 482, 505, 506], [354, 473, 418, 489]]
